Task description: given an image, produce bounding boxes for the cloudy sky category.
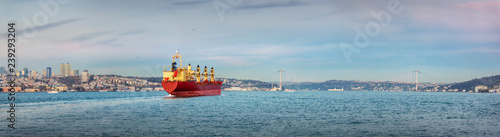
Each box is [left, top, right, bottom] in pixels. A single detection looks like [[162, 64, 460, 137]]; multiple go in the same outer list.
[[1, 0, 499, 83]]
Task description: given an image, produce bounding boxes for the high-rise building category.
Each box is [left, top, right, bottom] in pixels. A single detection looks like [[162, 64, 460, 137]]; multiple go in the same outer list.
[[60, 63, 65, 77], [46, 67, 52, 77], [60, 63, 72, 76], [65, 63, 71, 76], [81, 70, 89, 83], [32, 71, 38, 78], [74, 70, 79, 76], [42, 70, 47, 77], [0, 66, 5, 76], [22, 68, 28, 77]]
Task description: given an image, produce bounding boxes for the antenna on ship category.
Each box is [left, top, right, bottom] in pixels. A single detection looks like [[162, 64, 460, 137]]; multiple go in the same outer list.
[[172, 50, 182, 69]]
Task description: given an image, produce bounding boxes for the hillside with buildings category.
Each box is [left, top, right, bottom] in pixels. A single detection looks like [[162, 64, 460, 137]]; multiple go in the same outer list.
[[445, 75, 500, 92], [1, 66, 499, 93]]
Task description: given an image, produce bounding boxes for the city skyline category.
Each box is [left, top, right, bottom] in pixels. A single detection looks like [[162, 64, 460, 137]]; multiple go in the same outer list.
[[0, 63, 83, 78], [1, 0, 499, 83]]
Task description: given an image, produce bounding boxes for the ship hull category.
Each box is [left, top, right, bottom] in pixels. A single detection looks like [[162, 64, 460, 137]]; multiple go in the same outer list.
[[162, 81, 222, 97]]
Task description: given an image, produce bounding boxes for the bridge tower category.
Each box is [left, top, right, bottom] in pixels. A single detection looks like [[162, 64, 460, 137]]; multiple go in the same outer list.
[[279, 70, 283, 90], [415, 70, 419, 91]]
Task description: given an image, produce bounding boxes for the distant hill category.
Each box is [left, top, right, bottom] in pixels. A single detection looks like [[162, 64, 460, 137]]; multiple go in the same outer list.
[[448, 75, 500, 91], [218, 78, 275, 89], [131, 75, 500, 92]]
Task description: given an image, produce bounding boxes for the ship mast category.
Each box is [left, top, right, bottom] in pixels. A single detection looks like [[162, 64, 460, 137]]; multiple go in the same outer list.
[[172, 50, 182, 68]]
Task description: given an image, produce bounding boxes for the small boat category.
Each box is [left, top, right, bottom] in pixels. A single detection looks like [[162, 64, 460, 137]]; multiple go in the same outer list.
[[47, 91, 59, 94]]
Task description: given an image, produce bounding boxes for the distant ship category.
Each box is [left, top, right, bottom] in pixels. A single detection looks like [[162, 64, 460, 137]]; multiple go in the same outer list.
[[47, 91, 59, 94], [161, 51, 223, 97]]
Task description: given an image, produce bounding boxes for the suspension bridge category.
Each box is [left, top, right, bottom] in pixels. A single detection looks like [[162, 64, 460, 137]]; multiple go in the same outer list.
[[373, 70, 442, 91], [262, 70, 318, 84], [262, 70, 441, 91]]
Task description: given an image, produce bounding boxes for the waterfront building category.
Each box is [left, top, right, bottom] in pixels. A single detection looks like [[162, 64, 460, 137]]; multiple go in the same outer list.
[[490, 85, 500, 93], [475, 85, 488, 93]]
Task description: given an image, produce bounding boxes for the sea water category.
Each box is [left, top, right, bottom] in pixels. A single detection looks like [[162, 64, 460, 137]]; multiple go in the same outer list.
[[1, 91, 499, 136]]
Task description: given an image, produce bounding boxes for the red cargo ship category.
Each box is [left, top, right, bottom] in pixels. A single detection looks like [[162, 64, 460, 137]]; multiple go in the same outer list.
[[161, 51, 223, 97]]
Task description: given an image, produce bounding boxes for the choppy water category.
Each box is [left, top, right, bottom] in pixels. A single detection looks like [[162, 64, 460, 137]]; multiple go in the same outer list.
[[1, 91, 499, 136]]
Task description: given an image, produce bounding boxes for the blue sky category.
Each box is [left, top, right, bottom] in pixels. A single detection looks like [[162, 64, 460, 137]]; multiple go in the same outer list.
[[1, 0, 499, 83]]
